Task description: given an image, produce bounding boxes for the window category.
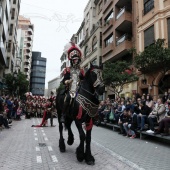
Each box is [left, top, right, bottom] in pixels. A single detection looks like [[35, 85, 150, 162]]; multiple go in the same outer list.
[[143, 0, 154, 15], [84, 46, 88, 57], [13, 0, 17, 4], [105, 34, 113, 47], [11, 8, 15, 19], [144, 25, 154, 47], [92, 36, 97, 51], [167, 18, 170, 48]]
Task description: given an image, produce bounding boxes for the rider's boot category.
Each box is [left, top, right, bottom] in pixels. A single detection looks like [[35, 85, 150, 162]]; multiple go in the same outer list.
[[60, 102, 69, 123]]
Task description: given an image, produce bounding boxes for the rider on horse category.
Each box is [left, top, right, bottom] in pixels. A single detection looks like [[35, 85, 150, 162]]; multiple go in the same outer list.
[[60, 42, 85, 123]]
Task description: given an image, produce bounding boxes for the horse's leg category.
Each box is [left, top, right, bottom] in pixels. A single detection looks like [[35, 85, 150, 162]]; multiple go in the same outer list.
[[58, 112, 65, 152], [85, 129, 95, 165], [75, 119, 85, 162], [66, 119, 74, 145]]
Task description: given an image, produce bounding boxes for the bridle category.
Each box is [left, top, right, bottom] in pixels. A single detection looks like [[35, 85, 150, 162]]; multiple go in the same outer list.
[[91, 69, 104, 88]]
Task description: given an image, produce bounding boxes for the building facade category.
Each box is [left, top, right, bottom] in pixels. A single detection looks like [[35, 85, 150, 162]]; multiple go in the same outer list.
[[30, 52, 46, 96], [48, 76, 61, 97], [136, 0, 170, 99], [0, 0, 21, 88], [17, 15, 34, 81]]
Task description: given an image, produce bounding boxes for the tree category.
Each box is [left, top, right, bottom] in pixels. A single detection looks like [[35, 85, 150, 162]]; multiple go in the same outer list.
[[4, 72, 29, 98], [103, 61, 138, 96], [132, 39, 170, 92]]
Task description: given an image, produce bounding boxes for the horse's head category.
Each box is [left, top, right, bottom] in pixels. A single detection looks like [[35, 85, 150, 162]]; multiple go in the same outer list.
[[84, 63, 105, 95]]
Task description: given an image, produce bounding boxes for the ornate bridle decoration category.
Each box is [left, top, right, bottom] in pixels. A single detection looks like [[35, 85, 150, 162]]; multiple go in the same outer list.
[[76, 67, 102, 117], [76, 93, 99, 117]]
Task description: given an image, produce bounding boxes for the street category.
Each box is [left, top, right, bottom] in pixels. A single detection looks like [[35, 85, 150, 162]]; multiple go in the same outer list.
[[0, 116, 169, 170]]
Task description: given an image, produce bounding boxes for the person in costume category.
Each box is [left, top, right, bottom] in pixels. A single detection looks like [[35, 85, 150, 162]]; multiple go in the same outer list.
[[49, 91, 56, 127], [60, 42, 85, 123]]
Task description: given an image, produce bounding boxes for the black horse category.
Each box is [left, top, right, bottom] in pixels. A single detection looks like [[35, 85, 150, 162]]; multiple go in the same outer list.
[[56, 63, 105, 165]]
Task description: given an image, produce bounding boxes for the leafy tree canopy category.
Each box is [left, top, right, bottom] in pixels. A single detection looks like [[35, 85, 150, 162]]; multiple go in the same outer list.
[[132, 39, 170, 74], [4, 72, 29, 98], [103, 60, 138, 95]]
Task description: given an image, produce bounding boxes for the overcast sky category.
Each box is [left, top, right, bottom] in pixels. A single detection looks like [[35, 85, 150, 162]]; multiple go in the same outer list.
[[20, 0, 89, 88]]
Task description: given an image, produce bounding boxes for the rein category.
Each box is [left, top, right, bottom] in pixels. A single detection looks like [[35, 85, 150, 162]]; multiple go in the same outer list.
[[81, 87, 96, 96]]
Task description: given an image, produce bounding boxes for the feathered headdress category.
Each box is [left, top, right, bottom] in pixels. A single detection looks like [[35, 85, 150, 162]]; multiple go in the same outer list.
[[63, 41, 82, 60]]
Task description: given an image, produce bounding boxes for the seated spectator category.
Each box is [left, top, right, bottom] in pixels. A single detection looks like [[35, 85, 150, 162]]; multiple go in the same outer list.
[[123, 108, 136, 138], [103, 100, 112, 122], [146, 98, 166, 133], [154, 103, 170, 136], [114, 101, 126, 123], [146, 94, 154, 112], [97, 101, 106, 124], [137, 101, 150, 131], [118, 108, 128, 135]]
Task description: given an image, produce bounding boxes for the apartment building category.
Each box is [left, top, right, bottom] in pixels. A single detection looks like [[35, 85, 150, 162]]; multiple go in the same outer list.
[[136, 0, 170, 98], [18, 15, 34, 80], [100, 0, 137, 98], [6, 0, 21, 74], [0, 0, 21, 87], [30, 51, 46, 96], [80, 0, 103, 71]]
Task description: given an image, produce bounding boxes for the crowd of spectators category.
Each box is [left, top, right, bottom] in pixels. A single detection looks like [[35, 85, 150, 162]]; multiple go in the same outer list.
[[0, 95, 24, 130], [97, 93, 170, 139]]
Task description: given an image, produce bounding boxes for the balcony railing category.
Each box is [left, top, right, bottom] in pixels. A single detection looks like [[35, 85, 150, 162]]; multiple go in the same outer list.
[[116, 34, 131, 46], [116, 7, 125, 20]]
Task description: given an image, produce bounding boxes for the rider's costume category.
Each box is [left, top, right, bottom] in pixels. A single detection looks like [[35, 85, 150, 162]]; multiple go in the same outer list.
[[60, 42, 85, 123]]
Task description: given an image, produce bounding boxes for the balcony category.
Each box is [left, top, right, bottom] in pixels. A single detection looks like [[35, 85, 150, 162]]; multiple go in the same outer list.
[[115, 9, 132, 33], [25, 54, 31, 59], [116, 34, 131, 46], [103, 42, 114, 57], [103, 18, 114, 34], [25, 59, 30, 64], [103, 0, 113, 14], [115, 0, 132, 7], [26, 41, 31, 47], [28, 28, 33, 35], [114, 38, 132, 58]]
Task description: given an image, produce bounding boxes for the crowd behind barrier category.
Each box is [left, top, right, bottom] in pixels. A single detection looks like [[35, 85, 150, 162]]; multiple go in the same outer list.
[[96, 93, 170, 139]]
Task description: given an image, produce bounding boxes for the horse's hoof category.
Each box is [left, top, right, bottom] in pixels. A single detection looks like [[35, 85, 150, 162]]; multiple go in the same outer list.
[[59, 139, 65, 152], [76, 147, 84, 162], [86, 160, 95, 165], [60, 148, 66, 152], [67, 136, 74, 145]]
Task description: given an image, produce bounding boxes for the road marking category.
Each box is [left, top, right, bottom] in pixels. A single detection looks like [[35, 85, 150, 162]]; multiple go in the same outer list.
[[34, 130, 36, 132], [92, 139, 145, 170], [37, 156, 42, 163], [51, 155, 58, 162], [44, 137, 48, 141], [36, 147, 40, 151], [34, 127, 36, 130], [34, 133, 37, 136], [41, 130, 44, 133], [48, 146, 53, 151], [35, 137, 38, 141], [43, 133, 46, 136]]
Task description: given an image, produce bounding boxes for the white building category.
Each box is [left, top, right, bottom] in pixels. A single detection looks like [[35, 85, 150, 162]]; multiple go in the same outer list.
[[48, 76, 61, 97]]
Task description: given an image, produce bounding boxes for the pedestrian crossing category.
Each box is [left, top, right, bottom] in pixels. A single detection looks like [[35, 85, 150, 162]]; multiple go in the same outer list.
[[33, 118, 58, 167]]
